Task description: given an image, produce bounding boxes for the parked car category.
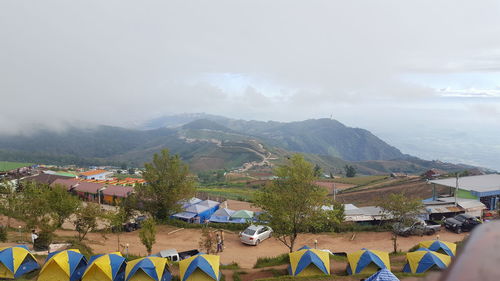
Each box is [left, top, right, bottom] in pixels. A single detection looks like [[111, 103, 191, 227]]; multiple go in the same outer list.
[[122, 215, 148, 232], [154, 249, 200, 262], [393, 219, 441, 237], [444, 214, 481, 233], [239, 225, 273, 245]]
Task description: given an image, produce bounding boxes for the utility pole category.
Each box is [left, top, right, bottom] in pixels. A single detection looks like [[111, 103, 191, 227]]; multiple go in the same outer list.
[[455, 174, 459, 207], [333, 183, 336, 202]]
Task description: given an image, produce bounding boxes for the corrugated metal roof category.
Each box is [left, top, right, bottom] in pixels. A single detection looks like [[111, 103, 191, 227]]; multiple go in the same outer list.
[[430, 174, 500, 193], [426, 204, 463, 213]]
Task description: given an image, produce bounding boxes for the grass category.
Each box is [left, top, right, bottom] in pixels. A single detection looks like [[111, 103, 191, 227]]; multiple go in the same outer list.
[[197, 186, 256, 202], [0, 161, 33, 172], [254, 253, 290, 268], [221, 262, 241, 270], [232, 271, 247, 281], [331, 175, 388, 186]]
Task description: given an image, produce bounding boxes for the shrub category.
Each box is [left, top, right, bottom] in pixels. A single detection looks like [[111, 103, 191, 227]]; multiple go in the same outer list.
[[34, 231, 53, 251], [220, 262, 240, 270], [0, 226, 7, 242], [164, 219, 249, 232], [254, 253, 289, 268]]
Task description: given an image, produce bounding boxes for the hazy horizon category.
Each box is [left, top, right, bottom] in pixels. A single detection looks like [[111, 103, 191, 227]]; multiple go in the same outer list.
[[1, 1, 500, 170]]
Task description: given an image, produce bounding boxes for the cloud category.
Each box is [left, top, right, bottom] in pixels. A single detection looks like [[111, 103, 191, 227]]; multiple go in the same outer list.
[[1, 1, 500, 169]]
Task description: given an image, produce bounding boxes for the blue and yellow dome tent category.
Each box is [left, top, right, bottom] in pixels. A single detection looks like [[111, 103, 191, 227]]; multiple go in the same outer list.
[[365, 268, 400, 281], [82, 252, 127, 281], [0, 245, 40, 279], [288, 246, 330, 277], [418, 240, 456, 257], [38, 249, 88, 281], [346, 249, 390, 275], [179, 253, 220, 281], [402, 248, 451, 274], [125, 257, 171, 281]]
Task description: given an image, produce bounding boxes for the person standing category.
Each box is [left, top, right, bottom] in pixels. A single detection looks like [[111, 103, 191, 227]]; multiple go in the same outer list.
[[31, 229, 38, 244], [216, 233, 223, 253]]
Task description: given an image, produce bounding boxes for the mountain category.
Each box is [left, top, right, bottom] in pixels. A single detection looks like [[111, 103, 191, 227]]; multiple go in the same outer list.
[[0, 115, 480, 174]]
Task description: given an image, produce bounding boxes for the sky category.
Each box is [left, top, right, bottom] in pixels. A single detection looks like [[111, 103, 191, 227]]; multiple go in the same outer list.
[[1, 1, 500, 170]]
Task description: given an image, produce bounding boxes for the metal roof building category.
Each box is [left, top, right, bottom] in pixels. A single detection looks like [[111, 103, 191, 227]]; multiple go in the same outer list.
[[430, 174, 500, 210]]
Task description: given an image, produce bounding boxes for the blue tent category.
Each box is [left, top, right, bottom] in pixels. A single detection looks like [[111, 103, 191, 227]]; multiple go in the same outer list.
[[403, 248, 451, 274], [365, 269, 400, 281], [209, 208, 235, 223], [346, 249, 390, 275], [0, 245, 39, 279], [288, 247, 330, 276]]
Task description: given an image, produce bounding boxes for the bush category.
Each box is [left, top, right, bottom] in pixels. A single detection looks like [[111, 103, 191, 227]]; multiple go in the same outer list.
[[233, 271, 247, 281], [254, 253, 289, 268], [220, 262, 240, 270], [66, 239, 94, 258], [164, 219, 249, 232], [33, 231, 53, 251], [333, 222, 392, 233], [0, 226, 7, 242]]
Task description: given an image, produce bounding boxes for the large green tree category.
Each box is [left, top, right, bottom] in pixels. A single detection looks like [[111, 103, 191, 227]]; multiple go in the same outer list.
[[73, 203, 102, 241], [254, 154, 339, 252], [45, 184, 81, 228], [0, 180, 21, 228], [377, 192, 424, 253], [137, 149, 195, 220]]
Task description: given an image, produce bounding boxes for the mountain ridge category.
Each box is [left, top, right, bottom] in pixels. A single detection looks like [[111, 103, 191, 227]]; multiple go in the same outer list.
[[0, 115, 485, 174]]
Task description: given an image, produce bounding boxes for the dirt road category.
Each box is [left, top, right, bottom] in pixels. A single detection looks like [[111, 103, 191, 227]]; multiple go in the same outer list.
[[52, 226, 466, 269]]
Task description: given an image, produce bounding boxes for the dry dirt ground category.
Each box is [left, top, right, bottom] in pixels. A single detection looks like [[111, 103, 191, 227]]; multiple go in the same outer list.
[[0, 224, 465, 280], [337, 179, 450, 206], [48, 226, 466, 269]]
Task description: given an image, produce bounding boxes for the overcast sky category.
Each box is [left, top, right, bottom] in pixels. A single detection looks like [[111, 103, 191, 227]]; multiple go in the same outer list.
[[1, 1, 500, 169]]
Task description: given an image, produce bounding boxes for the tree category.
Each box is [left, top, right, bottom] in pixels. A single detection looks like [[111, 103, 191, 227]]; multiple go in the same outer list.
[[0, 180, 21, 228], [74, 204, 102, 241], [310, 201, 345, 232], [106, 206, 129, 252], [254, 154, 331, 252], [45, 185, 81, 227], [136, 149, 195, 220], [198, 227, 216, 254], [313, 164, 322, 178], [377, 192, 424, 253], [344, 165, 357, 177], [18, 182, 55, 232], [139, 218, 156, 255]]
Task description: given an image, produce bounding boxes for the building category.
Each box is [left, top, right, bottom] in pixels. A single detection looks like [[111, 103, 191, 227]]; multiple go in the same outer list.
[[79, 169, 113, 180], [101, 185, 134, 205], [430, 174, 500, 210], [72, 182, 106, 202], [423, 169, 444, 180]]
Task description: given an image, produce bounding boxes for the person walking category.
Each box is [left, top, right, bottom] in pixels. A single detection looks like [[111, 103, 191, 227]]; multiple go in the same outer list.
[[216, 233, 223, 253]]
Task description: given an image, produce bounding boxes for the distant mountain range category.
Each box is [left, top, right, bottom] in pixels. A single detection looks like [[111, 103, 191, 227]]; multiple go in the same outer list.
[[0, 113, 481, 174]]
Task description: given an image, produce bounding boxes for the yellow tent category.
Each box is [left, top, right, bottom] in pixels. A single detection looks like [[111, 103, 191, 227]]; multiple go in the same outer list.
[[346, 249, 390, 275], [0, 245, 39, 279], [82, 252, 126, 281], [125, 257, 171, 281], [38, 249, 87, 281], [179, 254, 220, 281], [288, 246, 330, 276]]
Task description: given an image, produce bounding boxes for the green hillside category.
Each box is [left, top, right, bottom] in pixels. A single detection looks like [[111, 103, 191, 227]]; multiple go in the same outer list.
[[0, 161, 33, 172]]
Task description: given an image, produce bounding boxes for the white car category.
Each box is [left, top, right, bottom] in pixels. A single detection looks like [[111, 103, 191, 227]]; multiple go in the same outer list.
[[239, 225, 273, 245]]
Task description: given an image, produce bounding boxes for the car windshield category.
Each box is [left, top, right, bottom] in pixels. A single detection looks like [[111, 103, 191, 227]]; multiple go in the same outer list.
[[456, 215, 465, 222], [243, 228, 256, 235]]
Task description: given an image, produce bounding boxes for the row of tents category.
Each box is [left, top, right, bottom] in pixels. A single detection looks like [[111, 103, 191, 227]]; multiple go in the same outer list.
[[289, 240, 456, 279], [172, 198, 257, 224], [0, 246, 221, 281]]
